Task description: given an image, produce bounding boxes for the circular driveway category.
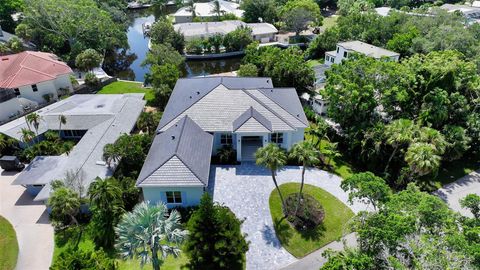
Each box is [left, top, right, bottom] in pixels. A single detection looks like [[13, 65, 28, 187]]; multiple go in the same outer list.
[[208, 164, 370, 270], [0, 169, 53, 270]]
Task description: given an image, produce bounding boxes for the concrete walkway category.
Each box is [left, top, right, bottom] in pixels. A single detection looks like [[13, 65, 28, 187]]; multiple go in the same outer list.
[[282, 233, 358, 270], [209, 164, 370, 270], [435, 170, 480, 218], [0, 169, 54, 270]]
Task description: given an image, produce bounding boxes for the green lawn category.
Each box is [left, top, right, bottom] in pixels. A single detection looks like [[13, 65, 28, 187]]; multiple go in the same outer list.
[[53, 227, 188, 270], [0, 216, 18, 270], [269, 183, 354, 258], [307, 59, 324, 67], [97, 81, 155, 103]]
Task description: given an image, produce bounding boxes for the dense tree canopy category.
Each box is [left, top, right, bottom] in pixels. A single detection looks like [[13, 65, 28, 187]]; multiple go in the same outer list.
[[322, 51, 479, 187], [240, 0, 278, 23], [0, 0, 24, 32], [322, 184, 480, 269], [244, 43, 315, 94], [19, 0, 127, 63]]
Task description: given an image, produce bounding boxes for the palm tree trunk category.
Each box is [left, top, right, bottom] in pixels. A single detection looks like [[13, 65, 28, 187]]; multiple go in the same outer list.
[[294, 164, 306, 216], [384, 145, 398, 174], [151, 246, 161, 270], [272, 170, 287, 217]]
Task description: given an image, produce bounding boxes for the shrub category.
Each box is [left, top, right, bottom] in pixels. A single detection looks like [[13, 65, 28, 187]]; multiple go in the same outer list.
[[185, 193, 249, 270], [50, 248, 116, 270], [223, 26, 253, 52], [213, 145, 237, 164], [186, 39, 204, 55], [84, 72, 99, 86], [237, 63, 258, 77], [42, 93, 54, 103], [285, 193, 325, 230]]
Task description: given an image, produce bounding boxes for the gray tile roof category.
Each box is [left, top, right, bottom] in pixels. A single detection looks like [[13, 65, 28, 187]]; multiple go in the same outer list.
[[158, 77, 307, 133], [137, 116, 213, 187], [338, 41, 400, 58], [233, 106, 272, 132], [5, 94, 146, 201]]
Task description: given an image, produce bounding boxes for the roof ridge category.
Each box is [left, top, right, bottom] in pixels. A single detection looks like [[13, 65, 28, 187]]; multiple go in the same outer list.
[[175, 152, 205, 185], [174, 116, 188, 153], [242, 89, 297, 130], [257, 89, 309, 126]]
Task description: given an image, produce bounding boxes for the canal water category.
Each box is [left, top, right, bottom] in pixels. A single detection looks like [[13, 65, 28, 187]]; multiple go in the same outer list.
[[104, 8, 242, 82]]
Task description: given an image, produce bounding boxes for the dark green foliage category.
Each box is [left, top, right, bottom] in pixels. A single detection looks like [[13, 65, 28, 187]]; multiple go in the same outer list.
[[461, 194, 480, 219], [285, 193, 324, 230], [0, 0, 24, 32], [240, 0, 278, 23], [213, 145, 237, 165], [341, 172, 391, 210], [88, 177, 124, 249], [149, 19, 185, 53], [18, 131, 76, 162], [321, 248, 375, 270], [222, 26, 253, 52], [185, 193, 249, 270], [50, 247, 116, 270], [75, 49, 102, 72], [243, 43, 315, 94], [136, 111, 162, 135], [48, 187, 81, 229], [237, 63, 258, 77], [151, 84, 173, 110], [84, 72, 99, 87]]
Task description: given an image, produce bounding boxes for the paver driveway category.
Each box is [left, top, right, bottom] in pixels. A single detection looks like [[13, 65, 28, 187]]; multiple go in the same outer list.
[[208, 164, 370, 270], [0, 169, 54, 270], [436, 170, 480, 218]]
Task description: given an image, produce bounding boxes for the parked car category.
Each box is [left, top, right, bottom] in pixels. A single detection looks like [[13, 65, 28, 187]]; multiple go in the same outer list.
[[0, 156, 25, 171]]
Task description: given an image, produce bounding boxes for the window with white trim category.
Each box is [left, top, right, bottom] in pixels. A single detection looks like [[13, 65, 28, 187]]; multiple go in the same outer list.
[[166, 191, 182, 204], [220, 133, 232, 145], [270, 133, 284, 144]]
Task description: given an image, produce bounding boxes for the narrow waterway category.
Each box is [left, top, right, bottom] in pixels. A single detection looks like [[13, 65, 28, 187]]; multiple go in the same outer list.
[[104, 8, 242, 82]]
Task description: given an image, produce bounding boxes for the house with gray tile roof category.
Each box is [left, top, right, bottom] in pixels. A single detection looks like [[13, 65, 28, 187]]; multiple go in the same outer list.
[[0, 94, 146, 201], [138, 77, 307, 207], [325, 40, 400, 66]]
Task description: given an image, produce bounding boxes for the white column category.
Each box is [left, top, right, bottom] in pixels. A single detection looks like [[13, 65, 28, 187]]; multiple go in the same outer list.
[[236, 134, 242, 161]]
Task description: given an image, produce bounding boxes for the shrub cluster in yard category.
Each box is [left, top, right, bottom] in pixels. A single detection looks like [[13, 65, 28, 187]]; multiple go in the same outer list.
[[185, 26, 253, 55]]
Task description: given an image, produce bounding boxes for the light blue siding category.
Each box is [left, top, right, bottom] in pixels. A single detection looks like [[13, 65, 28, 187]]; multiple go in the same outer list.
[[142, 186, 205, 208]]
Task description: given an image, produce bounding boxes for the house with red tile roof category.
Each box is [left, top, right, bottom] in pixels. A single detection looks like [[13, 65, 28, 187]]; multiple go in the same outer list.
[[0, 51, 73, 123]]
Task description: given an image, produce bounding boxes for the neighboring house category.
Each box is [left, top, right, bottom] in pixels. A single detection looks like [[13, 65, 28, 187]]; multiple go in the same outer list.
[[440, 4, 480, 24], [325, 41, 400, 66], [0, 94, 146, 202], [0, 26, 35, 50], [174, 20, 278, 43], [174, 0, 244, 23], [0, 51, 73, 122], [137, 77, 308, 207]]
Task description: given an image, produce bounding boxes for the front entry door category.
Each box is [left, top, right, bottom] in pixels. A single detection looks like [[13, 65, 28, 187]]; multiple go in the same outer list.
[[241, 136, 263, 161]]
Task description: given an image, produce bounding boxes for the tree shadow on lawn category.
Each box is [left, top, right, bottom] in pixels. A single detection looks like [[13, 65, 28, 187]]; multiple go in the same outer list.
[[297, 222, 326, 241], [273, 216, 293, 245]]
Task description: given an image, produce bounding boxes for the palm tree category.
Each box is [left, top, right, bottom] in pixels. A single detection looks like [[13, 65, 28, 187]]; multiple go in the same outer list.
[[115, 202, 188, 270], [185, 0, 196, 18], [212, 0, 223, 19], [89, 177, 124, 249], [58, 115, 67, 137], [25, 112, 42, 143], [416, 126, 447, 155], [103, 144, 120, 167], [19, 128, 35, 144], [384, 119, 417, 174], [405, 143, 441, 177], [307, 119, 329, 150], [289, 141, 319, 215], [256, 143, 288, 215]]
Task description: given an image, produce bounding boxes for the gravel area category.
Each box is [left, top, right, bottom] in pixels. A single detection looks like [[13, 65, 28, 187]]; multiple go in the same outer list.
[[208, 163, 370, 270]]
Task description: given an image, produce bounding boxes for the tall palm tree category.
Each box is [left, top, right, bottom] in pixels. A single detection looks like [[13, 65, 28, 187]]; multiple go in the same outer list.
[[405, 142, 441, 177], [256, 143, 288, 215], [89, 177, 124, 249], [290, 141, 319, 215], [212, 0, 223, 19], [58, 115, 67, 137], [19, 128, 35, 144], [416, 126, 447, 155], [103, 144, 121, 167], [115, 202, 188, 270], [25, 112, 42, 143], [185, 0, 196, 18], [384, 119, 417, 174]]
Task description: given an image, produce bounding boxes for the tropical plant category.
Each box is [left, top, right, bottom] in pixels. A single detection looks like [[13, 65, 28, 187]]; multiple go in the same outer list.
[[185, 193, 248, 270], [51, 248, 116, 270], [405, 143, 441, 177], [19, 128, 35, 144], [89, 177, 124, 249], [48, 186, 81, 229], [75, 48, 102, 72], [212, 0, 223, 19], [216, 145, 237, 164], [185, 0, 195, 18], [25, 112, 42, 143], [384, 119, 417, 174], [115, 202, 188, 270], [256, 143, 288, 215], [460, 194, 480, 219], [289, 141, 319, 215], [237, 63, 258, 77], [136, 111, 161, 135]]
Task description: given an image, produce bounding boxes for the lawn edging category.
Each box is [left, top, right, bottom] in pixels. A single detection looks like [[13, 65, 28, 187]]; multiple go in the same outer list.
[[269, 183, 354, 258]]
